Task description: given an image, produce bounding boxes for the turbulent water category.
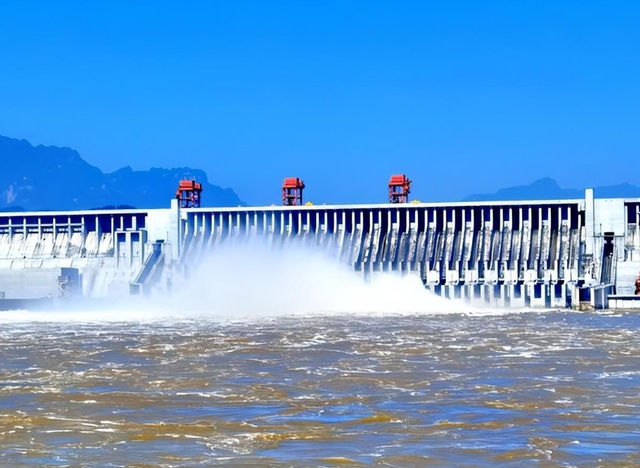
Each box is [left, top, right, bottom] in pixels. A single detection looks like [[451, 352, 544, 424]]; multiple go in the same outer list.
[[1, 311, 640, 467]]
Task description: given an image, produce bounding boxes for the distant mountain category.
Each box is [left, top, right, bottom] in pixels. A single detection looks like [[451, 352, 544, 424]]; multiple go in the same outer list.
[[464, 177, 640, 202], [0, 135, 244, 210]]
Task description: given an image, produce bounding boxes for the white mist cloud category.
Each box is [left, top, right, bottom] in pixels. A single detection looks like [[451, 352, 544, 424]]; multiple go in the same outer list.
[[1, 240, 493, 323], [163, 240, 472, 318]]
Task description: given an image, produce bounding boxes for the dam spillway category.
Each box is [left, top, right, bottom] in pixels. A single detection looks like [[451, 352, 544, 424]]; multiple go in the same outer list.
[[0, 189, 639, 309]]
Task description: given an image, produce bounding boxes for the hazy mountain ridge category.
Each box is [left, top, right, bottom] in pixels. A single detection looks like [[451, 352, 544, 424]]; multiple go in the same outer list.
[[2, 134, 638, 210], [0, 135, 244, 210], [464, 177, 640, 201]]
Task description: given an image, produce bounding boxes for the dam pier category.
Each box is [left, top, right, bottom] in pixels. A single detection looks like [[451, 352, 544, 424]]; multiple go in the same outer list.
[[1, 188, 639, 310]]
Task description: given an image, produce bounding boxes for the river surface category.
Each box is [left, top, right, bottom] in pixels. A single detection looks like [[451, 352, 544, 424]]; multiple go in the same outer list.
[[1, 311, 640, 467]]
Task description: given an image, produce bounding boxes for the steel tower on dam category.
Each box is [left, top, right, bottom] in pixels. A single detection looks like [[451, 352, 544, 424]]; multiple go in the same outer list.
[[0, 188, 639, 309]]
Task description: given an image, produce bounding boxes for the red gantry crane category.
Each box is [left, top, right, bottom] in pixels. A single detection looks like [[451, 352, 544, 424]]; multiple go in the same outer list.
[[388, 174, 411, 203], [176, 179, 203, 208], [282, 177, 305, 206]]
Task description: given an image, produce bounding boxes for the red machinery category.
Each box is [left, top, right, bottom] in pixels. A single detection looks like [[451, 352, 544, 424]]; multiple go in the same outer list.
[[388, 174, 411, 203], [282, 177, 305, 206], [176, 179, 203, 208]]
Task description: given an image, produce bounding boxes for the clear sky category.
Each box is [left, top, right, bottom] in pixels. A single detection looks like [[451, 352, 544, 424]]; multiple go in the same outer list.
[[0, 1, 638, 205]]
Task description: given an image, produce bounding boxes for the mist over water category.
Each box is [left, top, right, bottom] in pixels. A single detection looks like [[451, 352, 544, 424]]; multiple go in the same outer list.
[[0, 241, 485, 323], [168, 242, 475, 318]]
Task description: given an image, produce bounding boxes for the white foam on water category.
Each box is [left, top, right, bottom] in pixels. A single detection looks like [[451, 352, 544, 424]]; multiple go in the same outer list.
[[0, 304, 161, 323], [0, 241, 534, 323]]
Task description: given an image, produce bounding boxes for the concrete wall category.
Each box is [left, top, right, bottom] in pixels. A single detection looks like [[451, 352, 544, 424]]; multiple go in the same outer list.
[[0, 269, 61, 299], [0, 209, 155, 298]]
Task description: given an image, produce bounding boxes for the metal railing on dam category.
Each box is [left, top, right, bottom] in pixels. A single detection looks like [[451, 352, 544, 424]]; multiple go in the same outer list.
[[0, 189, 638, 308]]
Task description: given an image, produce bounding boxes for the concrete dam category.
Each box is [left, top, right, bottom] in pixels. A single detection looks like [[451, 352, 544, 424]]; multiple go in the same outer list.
[[1, 188, 639, 309]]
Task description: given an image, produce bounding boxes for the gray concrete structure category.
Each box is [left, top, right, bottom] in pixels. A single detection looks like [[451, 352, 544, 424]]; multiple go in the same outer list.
[[1, 190, 639, 309]]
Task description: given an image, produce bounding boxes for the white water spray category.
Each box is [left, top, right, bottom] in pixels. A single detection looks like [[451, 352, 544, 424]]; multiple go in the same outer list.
[[0, 241, 502, 322], [164, 242, 473, 317]]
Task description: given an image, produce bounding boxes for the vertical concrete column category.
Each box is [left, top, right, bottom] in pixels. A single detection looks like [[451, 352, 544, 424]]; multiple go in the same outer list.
[[356, 210, 364, 267], [139, 226, 146, 264], [81, 216, 86, 250], [509, 284, 522, 308], [405, 209, 411, 273], [523, 283, 532, 307], [544, 284, 552, 308], [466, 208, 474, 279], [450, 208, 456, 275], [498, 207, 505, 280], [337, 211, 345, 257], [565, 283, 576, 309], [551, 284, 566, 308], [168, 198, 181, 262], [193, 213, 199, 239], [210, 213, 217, 246], [205, 213, 212, 240], [348, 211, 356, 264], [585, 188, 595, 256], [95, 215, 101, 255], [537, 207, 543, 278], [128, 232, 134, 268], [635, 203, 640, 260], [184, 214, 191, 241], [440, 208, 447, 280], [466, 284, 474, 302], [287, 212, 294, 236], [367, 210, 374, 272], [486, 208, 493, 277], [500, 284, 508, 307], [486, 284, 498, 306], [115, 231, 120, 267], [420, 209, 429, 279], [555, 206, 562, 273]]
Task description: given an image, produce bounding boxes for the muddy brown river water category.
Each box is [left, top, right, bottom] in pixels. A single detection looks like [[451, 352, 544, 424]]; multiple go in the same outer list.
[[0, 311, 639, 467]]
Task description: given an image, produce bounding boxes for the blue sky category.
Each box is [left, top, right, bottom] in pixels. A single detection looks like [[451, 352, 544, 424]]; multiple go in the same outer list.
[[0, 1, 639, 205]]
